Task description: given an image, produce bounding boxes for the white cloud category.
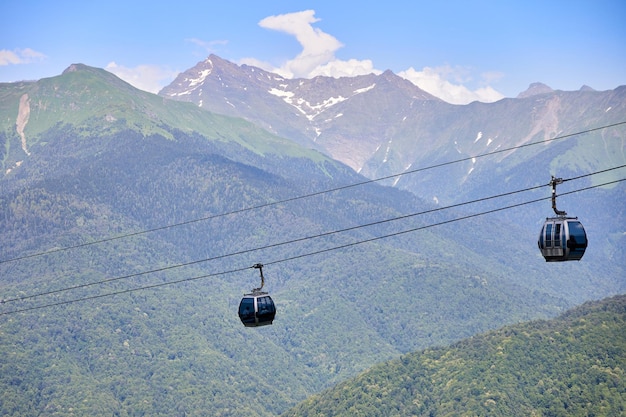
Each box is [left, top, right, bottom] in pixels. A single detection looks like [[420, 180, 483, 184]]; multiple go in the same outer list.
[[0, 48, 46, 66], [309, 58, 380, 78], [250, 10, 504, 104], [398, 66, 504, 104], [105, 62, 179, 94], [254, 10, 375, 79]]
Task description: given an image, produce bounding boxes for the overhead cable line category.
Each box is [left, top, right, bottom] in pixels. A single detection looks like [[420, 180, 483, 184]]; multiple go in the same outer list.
[[2, 121, 624, 265], [1, 177, 624, 316], [263, 178, 626, 268], [0, 180, 550, 304], [4, 164, 623, 305]]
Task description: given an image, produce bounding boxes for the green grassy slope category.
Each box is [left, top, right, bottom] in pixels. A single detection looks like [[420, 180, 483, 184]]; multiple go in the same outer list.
[[0, 64, 327, 170]]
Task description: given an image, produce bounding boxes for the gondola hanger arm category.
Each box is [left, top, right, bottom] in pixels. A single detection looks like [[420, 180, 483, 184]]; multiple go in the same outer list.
[[550, 176, 567, 216], [251, 263, 265, 292]]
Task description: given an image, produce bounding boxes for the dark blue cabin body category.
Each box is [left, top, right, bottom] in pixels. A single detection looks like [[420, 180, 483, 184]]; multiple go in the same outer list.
[[238, 292, 276, 327], [538, 217, 588, 262]]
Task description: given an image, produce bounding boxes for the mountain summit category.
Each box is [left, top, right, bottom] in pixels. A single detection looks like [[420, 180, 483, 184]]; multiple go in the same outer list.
[[517, 82, 555, 98], [160, 54, 440, 153]]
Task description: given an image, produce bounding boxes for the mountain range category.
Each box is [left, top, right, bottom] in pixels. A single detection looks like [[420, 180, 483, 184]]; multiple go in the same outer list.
[[160, 55, 626, 293], [0, 60, 624, 415], [160, 55, 626, 203]]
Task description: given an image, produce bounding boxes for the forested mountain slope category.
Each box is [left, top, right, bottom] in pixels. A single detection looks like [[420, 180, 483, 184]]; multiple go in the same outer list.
[[0, 65, 623, 416], [284, 294, 626, 417]]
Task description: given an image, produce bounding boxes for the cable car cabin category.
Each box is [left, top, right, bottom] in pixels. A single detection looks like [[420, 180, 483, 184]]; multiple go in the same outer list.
[[238, 291, 276, 327], [538, 217, 588, 262], [239, 263, 276, 327]]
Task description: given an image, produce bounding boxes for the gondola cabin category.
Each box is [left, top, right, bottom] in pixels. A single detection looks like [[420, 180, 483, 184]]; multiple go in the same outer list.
[[538, 217, 588, 262], [238, 263, 276, 327], [238, 292, 276, 327]]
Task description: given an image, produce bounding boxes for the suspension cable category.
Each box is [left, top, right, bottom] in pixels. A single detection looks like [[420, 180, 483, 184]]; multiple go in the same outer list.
[[2, 167, 624, 305], [1, 177, 623, 316]]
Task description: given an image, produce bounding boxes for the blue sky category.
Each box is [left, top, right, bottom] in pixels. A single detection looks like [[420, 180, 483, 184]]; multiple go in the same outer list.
[[2, 1, 625, 104]]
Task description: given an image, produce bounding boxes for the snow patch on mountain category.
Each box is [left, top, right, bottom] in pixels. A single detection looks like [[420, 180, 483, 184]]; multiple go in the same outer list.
[[354, 84, 376, 94], [382, 138, 393, 163], [189, 69, 212, 88], [268, 88, 294, 100], [268, 86, 349, 121]]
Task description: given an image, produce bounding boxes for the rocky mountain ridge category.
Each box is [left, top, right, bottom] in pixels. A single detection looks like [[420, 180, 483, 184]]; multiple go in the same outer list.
[[160, 55, 442, 167], [159, 55, 626, 207]]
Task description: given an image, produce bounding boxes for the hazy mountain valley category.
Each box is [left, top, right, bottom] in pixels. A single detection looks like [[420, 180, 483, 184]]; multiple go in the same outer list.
[[0, 61, 624, 415]]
